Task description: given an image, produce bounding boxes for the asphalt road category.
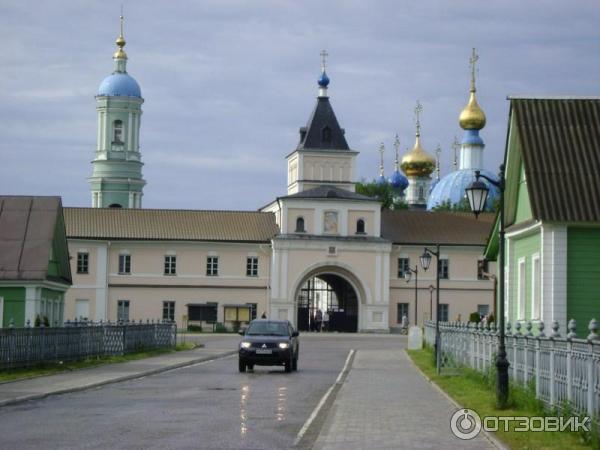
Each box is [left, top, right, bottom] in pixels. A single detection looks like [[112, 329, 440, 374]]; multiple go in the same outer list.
[[0, 334, 404, 450]]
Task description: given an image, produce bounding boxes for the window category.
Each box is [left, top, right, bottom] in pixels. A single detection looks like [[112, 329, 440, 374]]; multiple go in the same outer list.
[[397, 303, 409, 323], [163, 301, 175, 321], [117, 300, 130, 322], [532, 255, 541, 319], [322, 126, 332, 143], [164, 255, 176, 275], [224, 306, 251, 322], [188, 304, 217, 322], [477, 259, 489, 280], [119, 254, 131, 274], [397, 258, 410, 279], [356, 219, 365, 234], [206, 256, 219, 276], [438, 303, 449, 322], [246, 257, 258, 277], [438, 258, 449, 279], [517, 258, 526, 319], [477, 304, 490, 317], [418, 186, 424, 200], [113, 120, 123, 143], [247, 303, 257, 320], [77, 252, 89, 274], [295, 217, 305, 232], [75, 299, 89, 320]]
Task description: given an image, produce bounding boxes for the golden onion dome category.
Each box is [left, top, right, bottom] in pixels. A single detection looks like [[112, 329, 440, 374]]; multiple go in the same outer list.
[[400, 134, 436, 177], [459, 90, 486, 130]]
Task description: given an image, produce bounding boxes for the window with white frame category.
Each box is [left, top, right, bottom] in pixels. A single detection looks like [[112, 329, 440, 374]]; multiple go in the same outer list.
[[517, 258, 526, 320], [117, 300, 130, 322], [397, 258, 410, 279], [246, 257, 258, 277], [163, 301, 175, 321], [164, 255, 176, 275], [438, 258, 449, 279], [532, 254, 541, 319], [206, 256, 219, 276], [438, 303, 449, 322], [119, 254, 131, 274], [397, 303, 409, 323], [77, 252, 89, 274]]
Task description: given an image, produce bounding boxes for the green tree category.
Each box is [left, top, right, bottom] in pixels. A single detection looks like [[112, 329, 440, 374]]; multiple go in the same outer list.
[[355, 180, 408, 210]]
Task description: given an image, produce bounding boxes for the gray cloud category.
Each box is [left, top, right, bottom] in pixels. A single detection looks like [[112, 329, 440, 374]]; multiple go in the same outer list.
[[0, 0, 598, 210]]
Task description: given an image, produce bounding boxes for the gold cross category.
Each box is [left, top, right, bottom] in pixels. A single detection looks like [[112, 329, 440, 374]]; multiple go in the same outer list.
[[469, 48, 479, 91], [414, 101, 423, 135], [320, 50, 329, 70]]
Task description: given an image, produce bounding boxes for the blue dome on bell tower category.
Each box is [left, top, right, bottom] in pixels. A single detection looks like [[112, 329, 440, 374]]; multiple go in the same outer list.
[[98, 73, 141, 98]]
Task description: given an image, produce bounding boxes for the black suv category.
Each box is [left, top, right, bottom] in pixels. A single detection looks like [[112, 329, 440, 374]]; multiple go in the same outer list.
[[238, 319, 299, 373]]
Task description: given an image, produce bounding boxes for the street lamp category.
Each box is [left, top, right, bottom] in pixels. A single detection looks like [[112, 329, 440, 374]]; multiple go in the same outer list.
[[420, 244, 440, 373], [466, 164, 509, 408], [404, 266, 419, 325]]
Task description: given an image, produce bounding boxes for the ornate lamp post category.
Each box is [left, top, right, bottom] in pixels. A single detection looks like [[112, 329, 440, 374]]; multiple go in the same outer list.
[[404, 266, 419, 325], [465, 164, 509, 408], [420, 244, 440, 373]]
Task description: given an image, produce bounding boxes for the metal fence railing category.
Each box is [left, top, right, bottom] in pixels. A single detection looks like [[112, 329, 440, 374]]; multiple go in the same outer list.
[[0, 320, 177, 370], [424, 319, 600, 417]]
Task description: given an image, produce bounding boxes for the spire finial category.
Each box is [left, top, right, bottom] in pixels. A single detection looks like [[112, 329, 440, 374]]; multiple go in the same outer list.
[[317, 50, 330, 94], [452, 136, 460, 171], [414, 101, 423, 137], [469, 47, 479, 93], [113, 8, 128, 61], [379, 142, 385, 177], [393, 134, 400, 167], [320, 49, 329, 71], [435, 144, 442, 181]]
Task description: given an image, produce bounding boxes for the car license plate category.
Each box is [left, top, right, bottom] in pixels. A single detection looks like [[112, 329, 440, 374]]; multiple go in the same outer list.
[[256, 349, 272, 354]]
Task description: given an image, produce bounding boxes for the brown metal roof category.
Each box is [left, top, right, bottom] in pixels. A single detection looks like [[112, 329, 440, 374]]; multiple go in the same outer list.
[[64, 208, 279, 242], [381, 210, 494, 245], [512, 98, 600, 222], [0, 196, 70, 282]]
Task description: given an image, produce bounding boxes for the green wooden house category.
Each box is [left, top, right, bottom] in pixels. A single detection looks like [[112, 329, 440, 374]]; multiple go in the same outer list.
[[485, 97, 600, 336], [0, 196, 72, 327]]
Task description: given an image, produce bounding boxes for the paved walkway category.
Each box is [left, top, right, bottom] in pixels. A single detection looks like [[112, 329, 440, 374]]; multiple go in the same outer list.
[[0, 346, 235, 407], [313, 350, 498, 450]]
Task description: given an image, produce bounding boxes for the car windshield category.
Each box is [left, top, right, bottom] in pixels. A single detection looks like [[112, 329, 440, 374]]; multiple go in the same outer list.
[[246, 321, 289, 336]]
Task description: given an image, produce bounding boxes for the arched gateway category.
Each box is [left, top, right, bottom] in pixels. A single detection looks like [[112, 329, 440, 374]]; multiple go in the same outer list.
[[292, 265, 366, 333]]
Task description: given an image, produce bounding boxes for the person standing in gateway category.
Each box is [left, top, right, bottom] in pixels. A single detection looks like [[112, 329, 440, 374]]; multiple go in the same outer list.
[[315, 308, 323, 332]]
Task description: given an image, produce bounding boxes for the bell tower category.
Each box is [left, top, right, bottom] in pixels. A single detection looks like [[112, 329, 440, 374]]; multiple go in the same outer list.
[[89, 14, 145, 208]]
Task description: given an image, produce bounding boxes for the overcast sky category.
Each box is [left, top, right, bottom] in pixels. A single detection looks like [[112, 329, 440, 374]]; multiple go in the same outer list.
[[1, 1, 599, 210]]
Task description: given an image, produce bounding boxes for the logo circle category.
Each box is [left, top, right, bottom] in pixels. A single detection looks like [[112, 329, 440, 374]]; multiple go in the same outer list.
[[450, 408, 482, 440]]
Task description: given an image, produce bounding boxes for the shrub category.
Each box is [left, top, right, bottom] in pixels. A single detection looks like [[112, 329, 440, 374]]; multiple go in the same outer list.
[[214, 322, 228, 333], [468, 312, 481, 323], [187, 325, 202, 332]]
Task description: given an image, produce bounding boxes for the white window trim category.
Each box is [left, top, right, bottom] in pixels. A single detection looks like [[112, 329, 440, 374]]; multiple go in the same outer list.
[[208, 251, 219, 257], [166, 250, 177, 256], [517, 257, 526, 320], [531, 253, 541, 320]]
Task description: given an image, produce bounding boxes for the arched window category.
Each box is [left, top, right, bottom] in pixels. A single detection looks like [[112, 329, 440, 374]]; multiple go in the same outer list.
[[356, 219, 365, 234], [108, 203, 122, 208], [113, 120, 123, 144], [295, 217, 305, 232], [322, 126, 332, 144]]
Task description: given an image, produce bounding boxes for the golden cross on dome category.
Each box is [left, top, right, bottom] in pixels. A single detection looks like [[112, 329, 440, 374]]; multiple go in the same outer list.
[[452, 136, 460, 170], [414, 101, 423, 136], [469, 47, 479, 92], [435, 144, 442, 180], [320, 49, 329, 70], [393, 134, 400, 160]]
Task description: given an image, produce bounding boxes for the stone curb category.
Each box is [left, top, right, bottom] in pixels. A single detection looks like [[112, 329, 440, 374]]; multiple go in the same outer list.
[[0, 350, 237, 408], [404, 349, 509, 450]]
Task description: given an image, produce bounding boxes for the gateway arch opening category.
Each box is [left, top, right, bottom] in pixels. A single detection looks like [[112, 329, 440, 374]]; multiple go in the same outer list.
[[297, 274, 358, 332]]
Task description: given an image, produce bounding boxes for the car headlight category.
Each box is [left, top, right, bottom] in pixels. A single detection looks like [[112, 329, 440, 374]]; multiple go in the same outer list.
[[241, 342, 252, 349], [278, 342, 289, 349]]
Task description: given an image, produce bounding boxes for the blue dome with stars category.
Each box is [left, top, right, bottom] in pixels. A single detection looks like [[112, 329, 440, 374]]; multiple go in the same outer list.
[[427, 169, 499, 210], [318, 70, 330, 88], [390, 170, 409, 190], [98, 72, 142, 98]]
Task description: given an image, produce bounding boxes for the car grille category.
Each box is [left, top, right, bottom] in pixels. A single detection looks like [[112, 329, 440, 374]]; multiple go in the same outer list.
[[251, 342, 278, 349]]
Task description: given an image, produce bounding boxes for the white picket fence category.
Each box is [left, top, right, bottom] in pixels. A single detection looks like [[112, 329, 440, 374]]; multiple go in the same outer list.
[[424, 319, 600, 416]]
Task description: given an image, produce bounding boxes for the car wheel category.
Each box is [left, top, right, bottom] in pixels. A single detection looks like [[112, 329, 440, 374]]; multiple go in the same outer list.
[[239, 359, 246, 373], [284, 355, 292, 373], [247, 364, 254, 371]]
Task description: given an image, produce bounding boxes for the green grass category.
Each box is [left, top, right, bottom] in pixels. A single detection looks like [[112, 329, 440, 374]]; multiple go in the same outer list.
[[407, 347, 599, 450], [0, 342, 197, 383]]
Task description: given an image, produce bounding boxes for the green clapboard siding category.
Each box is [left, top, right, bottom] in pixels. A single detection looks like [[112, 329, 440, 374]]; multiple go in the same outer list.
[[508, 231, 541, 322], [514, 166, 533, 224], [567, 228, 600, 338], [0, 287, 25, 327]]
